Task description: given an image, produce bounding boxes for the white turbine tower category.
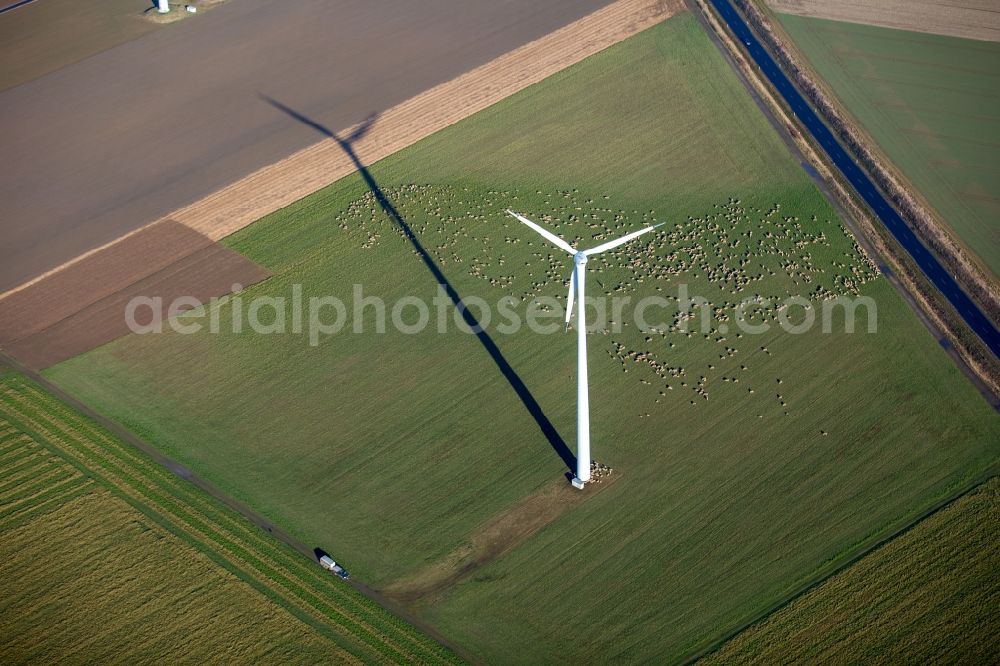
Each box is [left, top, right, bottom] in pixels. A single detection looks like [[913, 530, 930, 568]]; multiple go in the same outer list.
[[507, 209, 662, 489]]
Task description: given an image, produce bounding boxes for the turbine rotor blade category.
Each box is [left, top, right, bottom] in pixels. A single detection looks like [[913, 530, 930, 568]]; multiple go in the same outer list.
[[506, 210, 576, 255], [583, 222, 664, 256], [565, 265, 576, 332]]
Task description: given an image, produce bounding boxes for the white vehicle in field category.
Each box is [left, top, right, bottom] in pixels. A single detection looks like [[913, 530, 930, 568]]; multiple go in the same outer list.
[[319, 554, 350, 579]]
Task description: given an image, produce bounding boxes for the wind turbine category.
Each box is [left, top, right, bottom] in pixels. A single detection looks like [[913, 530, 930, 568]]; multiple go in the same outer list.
[[507, 209, 662, 489]]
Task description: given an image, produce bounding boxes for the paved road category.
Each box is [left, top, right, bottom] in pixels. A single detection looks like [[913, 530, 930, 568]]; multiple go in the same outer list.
[[0, 0, 611, 292], [708, 0, 1000, 359]]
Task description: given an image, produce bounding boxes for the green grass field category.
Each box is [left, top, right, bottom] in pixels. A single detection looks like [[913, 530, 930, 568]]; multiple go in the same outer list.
[[703, 476, 1000, 663], [776, 14, 1000, 278], [45, 12, 1000, 663], [0, 368, 458, 664]]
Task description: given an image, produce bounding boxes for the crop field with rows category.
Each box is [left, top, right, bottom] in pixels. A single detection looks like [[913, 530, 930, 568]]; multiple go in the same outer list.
[[0, 368, 457, 664], [704, 476, 1000, 664]]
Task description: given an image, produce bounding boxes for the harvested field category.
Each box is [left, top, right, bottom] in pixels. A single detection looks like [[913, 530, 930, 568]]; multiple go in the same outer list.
[[169, 0, 678, 243], [1, 0, 677, 299], [0, 0, 632, 292], [0, 0, 156, 92], [0, 220, 269, 369], [703, 477, 1000, 664], [765, 0, 1000, 42], [0, 368, 458, 663], [47, 13, 1000, 662]]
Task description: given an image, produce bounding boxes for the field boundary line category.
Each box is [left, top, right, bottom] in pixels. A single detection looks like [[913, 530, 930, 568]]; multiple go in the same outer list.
[[2, 381, 447, 661], [680, 466, 1000, 664], [0, 379, 453, 662], [0, 0, 37, 16], [753, 0, 1000, 316], [0, 386, 432, 664], [0, 389, 401, 664], [0, 0, 678, 303], [763, 0, 1000, 43], [0, 351, 473, 664]]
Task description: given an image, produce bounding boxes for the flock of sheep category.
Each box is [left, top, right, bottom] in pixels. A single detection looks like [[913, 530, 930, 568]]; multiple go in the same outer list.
[[332, 184, 879, 417]]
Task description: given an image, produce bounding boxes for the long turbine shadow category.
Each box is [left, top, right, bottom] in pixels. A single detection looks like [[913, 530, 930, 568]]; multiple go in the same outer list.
[[261, 95, 575, 473]]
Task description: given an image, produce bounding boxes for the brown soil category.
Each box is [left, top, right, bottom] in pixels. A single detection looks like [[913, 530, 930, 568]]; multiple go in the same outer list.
[[166, 0, 679, 242], [0, 0, 623, 292], [1, 0, 678, 301], [765, 0, 1000, 42], [0, 0, 157, 92], [385, 473, 618, 604], [0, 220, 211, 343], [0, 0, 675, 370], [0, 220, 268, 369]]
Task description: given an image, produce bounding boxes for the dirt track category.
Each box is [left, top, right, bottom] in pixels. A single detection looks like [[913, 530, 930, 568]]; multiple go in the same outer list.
[[2, 0, 676, 300], [384, 477, 599, 603], [765, 0, 1000, 42]]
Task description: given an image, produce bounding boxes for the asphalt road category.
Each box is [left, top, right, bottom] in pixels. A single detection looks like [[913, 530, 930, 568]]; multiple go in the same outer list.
[[708, 0, 1000, 359], [0, 0, 611, 292]]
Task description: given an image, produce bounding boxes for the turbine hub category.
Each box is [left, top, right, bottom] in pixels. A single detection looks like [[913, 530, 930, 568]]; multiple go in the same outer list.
[[574, 251, 588, 265]]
